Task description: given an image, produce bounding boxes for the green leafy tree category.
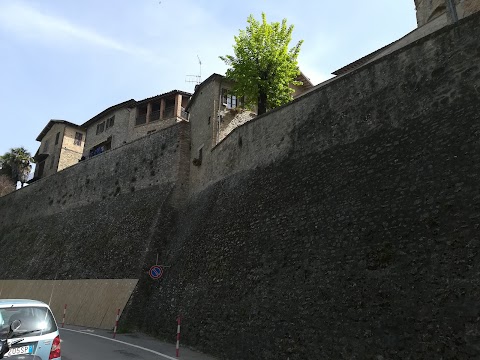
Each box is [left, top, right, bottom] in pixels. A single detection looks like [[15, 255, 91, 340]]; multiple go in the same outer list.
[[0, 147, 33, 188], [220, 13, 303, 115]]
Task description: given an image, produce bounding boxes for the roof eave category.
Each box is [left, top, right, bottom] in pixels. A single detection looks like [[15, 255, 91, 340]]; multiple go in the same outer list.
[[81, 99, 136, 128], [36, 120, 84, 141]]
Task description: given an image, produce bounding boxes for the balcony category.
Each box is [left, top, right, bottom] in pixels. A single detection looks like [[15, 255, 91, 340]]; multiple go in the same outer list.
[[163, 106, 174, 119], [150, 110, 161, 122], [136, 103, 189, 127]]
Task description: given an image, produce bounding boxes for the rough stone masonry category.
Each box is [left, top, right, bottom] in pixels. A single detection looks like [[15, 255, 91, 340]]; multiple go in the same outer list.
[[0, 10, 480, 360]]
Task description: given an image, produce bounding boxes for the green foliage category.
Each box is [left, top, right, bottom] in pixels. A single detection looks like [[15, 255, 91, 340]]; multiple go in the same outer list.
[[0, 147, 33, 187], [220, 13, 303, 115]]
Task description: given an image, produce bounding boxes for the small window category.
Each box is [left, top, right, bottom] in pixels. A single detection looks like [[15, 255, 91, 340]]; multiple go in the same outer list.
[[208, 116, 211, 125], [106, 116, 115, 129], [43, 140, 49, 152], [55, 132, 60, 145], [193, 145, 203, 166], [96, 122, 105, 135], [74, 132, 83, 146], [222, 88, 238, 109]]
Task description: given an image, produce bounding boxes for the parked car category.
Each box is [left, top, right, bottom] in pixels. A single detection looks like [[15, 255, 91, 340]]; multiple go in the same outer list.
[[0, 299, 60, 359]]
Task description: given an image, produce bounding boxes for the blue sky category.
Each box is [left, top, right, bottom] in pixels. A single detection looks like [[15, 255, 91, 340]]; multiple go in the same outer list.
[[0, 0, 417, 159]]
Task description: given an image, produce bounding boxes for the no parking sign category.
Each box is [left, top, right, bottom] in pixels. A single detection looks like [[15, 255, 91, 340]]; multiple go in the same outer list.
[[149, 265, 164, 279]]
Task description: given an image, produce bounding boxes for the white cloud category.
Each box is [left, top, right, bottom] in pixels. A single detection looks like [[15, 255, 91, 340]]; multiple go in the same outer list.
[[0, 2, 164, 63]]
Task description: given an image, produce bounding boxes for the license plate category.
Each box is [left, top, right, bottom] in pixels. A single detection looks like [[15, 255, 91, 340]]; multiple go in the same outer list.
[[5, 344, 33, 356]]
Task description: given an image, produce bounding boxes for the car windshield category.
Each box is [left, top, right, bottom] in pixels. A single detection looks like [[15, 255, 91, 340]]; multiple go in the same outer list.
[[0, 306, 57, 338]]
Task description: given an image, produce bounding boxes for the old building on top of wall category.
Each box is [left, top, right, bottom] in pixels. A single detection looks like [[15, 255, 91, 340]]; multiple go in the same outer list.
[[323, 0, 480, 82], [31, 120, 86, 181], [81, 90, 191, 159], [291, 72, 314, 98], [186, 72, 314, 189], [414, 0, 480, 26], [81, 99, 136, 159], [128, 90, 191, 142]]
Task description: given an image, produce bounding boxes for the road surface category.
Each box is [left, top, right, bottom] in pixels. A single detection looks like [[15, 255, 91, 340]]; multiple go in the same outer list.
[[60, 326, 216, 360]]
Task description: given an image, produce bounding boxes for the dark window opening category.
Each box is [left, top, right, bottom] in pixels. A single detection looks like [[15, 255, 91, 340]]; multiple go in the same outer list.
[[37, 161, 45, 178], [151, 103, 161, 121], [193, 146, 203, 167], [106, 116, 115, 129], [208, 116, 211, 125], [55, 132, 60, 145], [164, 97, 175, 118], [89, 138, 112, 158], [74, 132, 83, 146], [136, 105, 147, 125], [96, 122, 105, 134], [222, 88, 239, 109]]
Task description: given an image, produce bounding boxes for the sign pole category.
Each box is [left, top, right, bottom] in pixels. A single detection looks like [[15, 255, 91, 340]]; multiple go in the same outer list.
[[62, 304, 67, 328], [113, 308, 120, 338]]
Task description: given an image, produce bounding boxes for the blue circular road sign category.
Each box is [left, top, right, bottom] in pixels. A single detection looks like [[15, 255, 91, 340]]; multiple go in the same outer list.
[[149, 265, 164, 279]]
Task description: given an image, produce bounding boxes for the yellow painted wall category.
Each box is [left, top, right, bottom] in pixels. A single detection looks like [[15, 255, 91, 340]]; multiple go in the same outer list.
[[58, 127, 85, 171]]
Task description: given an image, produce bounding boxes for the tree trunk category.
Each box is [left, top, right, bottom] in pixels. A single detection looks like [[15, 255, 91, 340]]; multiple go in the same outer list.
[[257, 91, 267, 115]]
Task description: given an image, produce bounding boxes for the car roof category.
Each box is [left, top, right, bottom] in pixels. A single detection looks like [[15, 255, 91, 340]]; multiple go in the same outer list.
[[0, 299, 49, 308]]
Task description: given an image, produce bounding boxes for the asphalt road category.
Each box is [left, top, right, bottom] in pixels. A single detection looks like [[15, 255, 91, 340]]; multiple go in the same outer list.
[[59, 326, 216, 360]]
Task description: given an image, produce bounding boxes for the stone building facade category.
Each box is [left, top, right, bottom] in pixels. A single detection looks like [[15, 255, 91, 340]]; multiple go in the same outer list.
[[33, 120, 86, 181], [4, 11, 480, 359], [80, 91, 191, 159], [81, 99, 136, 159], [31, 69, 305, 182], [414, 0, 480, 26], [185, 74, 227, 190], [328, 0, 480, 80], [186, 72, 313, 190], [128, 90, 191, 142]]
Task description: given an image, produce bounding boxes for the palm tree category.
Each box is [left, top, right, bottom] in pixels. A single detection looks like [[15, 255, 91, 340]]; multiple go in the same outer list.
[[0, 147, 33, 188]]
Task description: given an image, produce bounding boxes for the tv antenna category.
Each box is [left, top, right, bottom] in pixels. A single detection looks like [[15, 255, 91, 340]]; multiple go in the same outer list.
[[185, 55, 202, 85]]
